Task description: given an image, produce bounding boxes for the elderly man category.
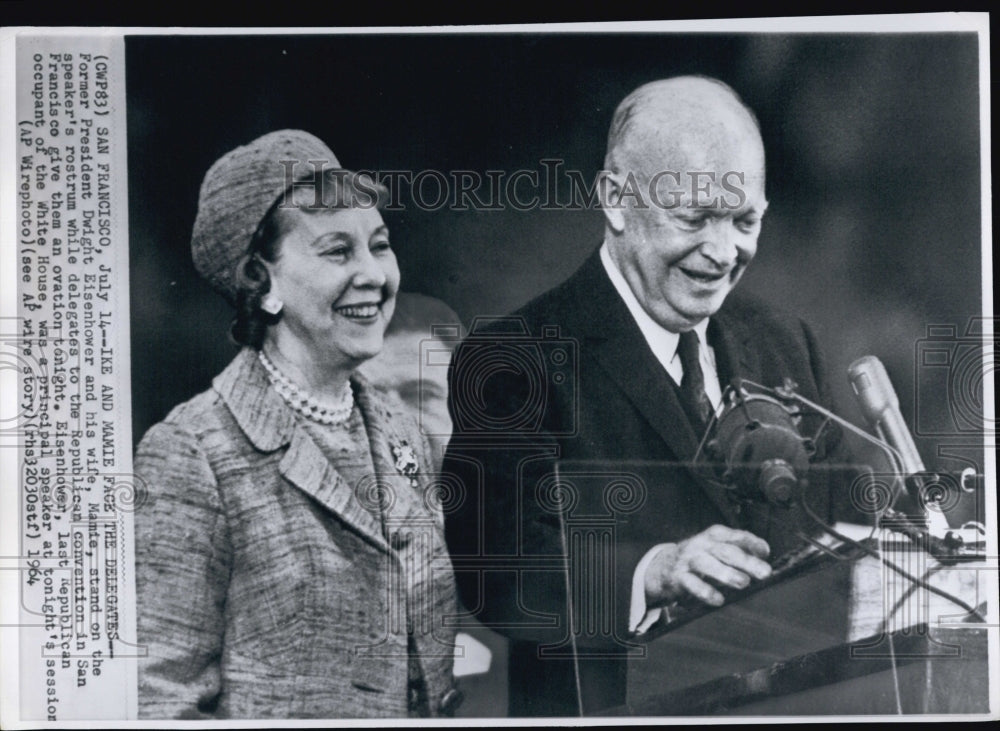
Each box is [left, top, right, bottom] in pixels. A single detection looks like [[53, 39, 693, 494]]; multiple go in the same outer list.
[[442, 76, 845, 716]]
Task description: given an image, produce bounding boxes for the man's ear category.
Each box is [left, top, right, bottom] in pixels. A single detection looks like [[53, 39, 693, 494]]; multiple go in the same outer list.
[[598, 170, 626, 234]]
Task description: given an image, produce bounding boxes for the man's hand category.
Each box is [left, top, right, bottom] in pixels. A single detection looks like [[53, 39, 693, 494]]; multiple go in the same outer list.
[[644, 525, 772, 608]]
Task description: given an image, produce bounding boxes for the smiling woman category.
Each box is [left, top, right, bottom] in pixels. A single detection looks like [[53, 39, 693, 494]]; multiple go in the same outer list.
[[240, 169, 400, 401], [132, 130, 460, 720]]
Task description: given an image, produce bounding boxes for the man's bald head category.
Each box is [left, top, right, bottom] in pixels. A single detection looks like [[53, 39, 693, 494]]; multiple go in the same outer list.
[[599, 76, 769, 333], [604, 76, 764, 183]]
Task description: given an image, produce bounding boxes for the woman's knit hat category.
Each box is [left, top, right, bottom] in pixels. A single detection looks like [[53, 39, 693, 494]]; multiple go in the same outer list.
[[191, 129, 341, 304]]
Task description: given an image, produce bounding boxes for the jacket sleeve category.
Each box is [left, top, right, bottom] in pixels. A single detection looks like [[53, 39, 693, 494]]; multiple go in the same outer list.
[[134, 420, 232, 719]]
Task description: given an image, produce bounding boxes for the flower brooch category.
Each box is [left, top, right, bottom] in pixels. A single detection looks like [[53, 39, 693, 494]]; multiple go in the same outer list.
[[391, 440, 420, 488]]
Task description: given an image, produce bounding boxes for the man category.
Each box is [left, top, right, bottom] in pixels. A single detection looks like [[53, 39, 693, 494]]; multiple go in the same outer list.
[[442, 76, 848, 716]]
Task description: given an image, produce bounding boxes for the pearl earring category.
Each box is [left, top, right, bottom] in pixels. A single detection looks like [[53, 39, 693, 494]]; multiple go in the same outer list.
[[260, 293, 283, 316]]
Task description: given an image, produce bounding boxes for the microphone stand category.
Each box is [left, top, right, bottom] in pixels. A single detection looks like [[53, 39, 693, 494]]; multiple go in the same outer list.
[[701, 379, 982, 563]]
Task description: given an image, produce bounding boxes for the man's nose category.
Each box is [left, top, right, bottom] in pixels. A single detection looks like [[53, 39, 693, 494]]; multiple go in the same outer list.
[[699, 221, 740, 269]]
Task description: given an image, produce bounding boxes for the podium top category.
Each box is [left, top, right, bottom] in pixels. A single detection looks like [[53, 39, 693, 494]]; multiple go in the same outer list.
[[618, 527, 990, 717]]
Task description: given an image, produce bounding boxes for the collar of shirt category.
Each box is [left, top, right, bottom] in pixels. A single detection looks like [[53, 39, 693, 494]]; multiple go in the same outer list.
[[599, 243, 722, 409]]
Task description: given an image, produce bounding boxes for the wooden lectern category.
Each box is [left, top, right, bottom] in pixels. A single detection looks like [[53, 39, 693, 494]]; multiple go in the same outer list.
[[610, 532, 991, 716]]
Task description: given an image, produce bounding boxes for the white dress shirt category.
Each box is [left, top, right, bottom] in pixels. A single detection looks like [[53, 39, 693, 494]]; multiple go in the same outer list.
[[599, 243, 723, 407], [598, 243, 724, 633]]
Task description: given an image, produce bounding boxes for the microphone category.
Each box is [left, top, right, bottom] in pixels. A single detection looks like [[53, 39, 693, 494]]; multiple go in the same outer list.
[[847, 356, 950, 534], [708, 382, 813, 508], [847, 356, 925, 477]]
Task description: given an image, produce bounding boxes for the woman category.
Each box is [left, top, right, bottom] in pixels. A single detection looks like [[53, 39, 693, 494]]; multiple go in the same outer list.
[[134, 130, 461, 719]]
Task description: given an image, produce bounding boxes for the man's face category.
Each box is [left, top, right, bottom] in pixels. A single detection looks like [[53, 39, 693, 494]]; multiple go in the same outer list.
[[607, 126, 767, 333]]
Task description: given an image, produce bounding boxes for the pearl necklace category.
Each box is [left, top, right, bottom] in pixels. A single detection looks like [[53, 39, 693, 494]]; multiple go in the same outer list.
[[258, 350, 354, 425]]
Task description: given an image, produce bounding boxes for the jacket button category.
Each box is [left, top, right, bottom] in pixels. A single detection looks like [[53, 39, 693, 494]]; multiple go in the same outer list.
[[439, 687, 464, 716]]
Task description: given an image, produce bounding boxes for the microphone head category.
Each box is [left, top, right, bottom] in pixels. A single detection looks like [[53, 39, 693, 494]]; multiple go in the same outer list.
[[714, 392, 811, 508], [758, 459, 799, 507], [847, 355, 899, 425], [848, 355, 926, 476]]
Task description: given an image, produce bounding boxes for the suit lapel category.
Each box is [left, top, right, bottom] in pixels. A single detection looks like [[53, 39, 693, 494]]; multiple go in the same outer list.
[[564, 249, 743, 526], [278, 424, 391, 552], [214, 348, 391, 552], [353, 374, 435, 539], [709, 302, 761, 390], [591, 328, 701, 462]]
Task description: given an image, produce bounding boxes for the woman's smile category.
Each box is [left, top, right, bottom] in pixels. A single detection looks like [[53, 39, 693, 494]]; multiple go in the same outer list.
[[334, 300, 385, 322]]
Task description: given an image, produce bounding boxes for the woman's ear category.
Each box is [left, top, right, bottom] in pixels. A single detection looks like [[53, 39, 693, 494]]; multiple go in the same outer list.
[[257, 254, 281, 301], [598, 170, 626, 234], [260, 292, 284, 316]]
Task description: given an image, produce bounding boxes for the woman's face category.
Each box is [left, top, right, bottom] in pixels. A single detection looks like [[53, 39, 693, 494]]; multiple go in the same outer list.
[[263, 204, 399, 375]]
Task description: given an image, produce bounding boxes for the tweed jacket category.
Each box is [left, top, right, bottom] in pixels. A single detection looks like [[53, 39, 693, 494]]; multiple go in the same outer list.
[[135, 348, 459, 719]]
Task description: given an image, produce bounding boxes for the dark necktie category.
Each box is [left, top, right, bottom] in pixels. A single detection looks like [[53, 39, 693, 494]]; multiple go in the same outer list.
[[677, 330, 714, 434]]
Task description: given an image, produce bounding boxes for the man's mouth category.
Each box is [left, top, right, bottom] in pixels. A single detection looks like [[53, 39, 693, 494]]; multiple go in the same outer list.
[[678, 266, 728, 284], [334, 302, 382, 320]]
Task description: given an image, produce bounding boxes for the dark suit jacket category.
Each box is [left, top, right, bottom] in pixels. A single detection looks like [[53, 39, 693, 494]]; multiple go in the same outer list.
[[442, 248, 854, 716]]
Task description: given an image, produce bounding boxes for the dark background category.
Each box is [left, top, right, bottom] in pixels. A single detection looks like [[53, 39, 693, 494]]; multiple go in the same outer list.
[[126, 32, 984, 476]]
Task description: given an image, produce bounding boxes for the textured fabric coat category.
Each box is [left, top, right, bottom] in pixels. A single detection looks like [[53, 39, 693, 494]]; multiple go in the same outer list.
[[442, 247, 860, 716], [135, 348, 460, 719]]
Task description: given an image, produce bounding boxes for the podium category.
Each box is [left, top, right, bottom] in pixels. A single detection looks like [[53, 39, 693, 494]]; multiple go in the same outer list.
[[610, 532, 992, 716]]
